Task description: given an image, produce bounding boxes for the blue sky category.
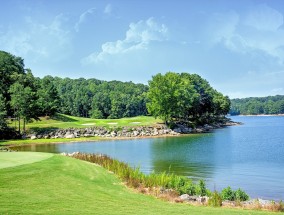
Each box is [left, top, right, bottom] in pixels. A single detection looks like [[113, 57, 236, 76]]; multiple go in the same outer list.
[[1, 0, 284, 98]]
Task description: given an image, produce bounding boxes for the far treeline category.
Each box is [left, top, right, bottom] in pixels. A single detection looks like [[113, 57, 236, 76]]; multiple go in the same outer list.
[[230, 95, 284, 115], [0, 51, 230, 138]]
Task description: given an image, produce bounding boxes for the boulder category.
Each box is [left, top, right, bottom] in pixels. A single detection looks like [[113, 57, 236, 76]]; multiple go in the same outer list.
[[65, 133, 75, 138], [30, 135, 37, 140], [197, 196, 209, 204], [179, 194, 190, 201]]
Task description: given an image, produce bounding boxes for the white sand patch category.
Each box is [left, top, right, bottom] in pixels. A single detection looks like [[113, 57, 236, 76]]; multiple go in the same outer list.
[[82, 123, 95, 126], [130, 122, 141, 124], [107, 122, 118, 125]]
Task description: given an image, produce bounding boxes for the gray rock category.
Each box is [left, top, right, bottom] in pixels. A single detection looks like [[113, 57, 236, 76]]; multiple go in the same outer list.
[[197, 196, 209, 204], [30, 135, 37, 140], [65, 133, 75, 138], [133, 130, 139, 136], [173, 128, 182, 133], [179, 194, 190, 201], [110, 131, 117, 137]]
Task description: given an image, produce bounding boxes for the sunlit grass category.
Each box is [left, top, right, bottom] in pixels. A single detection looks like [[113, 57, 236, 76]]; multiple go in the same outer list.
[[8, 114, 162, 130], [0, 152, 272, 215]]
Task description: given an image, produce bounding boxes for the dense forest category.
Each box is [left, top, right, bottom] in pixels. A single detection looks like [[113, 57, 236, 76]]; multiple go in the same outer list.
[[1, 50, 231, 139], [230, 95, 284, 115]]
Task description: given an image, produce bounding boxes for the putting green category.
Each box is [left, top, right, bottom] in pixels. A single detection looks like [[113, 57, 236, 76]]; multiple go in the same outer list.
[[0, 152, 53, 169]]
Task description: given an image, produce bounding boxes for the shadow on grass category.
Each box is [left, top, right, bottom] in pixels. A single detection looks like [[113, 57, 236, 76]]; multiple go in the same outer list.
[[51, 114, 77, 122]]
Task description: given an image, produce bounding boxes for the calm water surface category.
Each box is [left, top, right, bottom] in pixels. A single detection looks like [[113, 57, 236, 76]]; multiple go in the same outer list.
[[14, 116, 284, 200]]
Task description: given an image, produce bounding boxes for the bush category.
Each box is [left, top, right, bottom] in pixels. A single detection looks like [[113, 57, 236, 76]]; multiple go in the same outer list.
[[196, 180, 207, 196], [221, 186, 235, 201], [208, 191, 222, 207], [235, 188, 249, 201]]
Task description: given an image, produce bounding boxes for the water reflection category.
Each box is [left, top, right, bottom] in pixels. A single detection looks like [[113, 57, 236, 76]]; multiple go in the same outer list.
[[150, 135, 215, 180]]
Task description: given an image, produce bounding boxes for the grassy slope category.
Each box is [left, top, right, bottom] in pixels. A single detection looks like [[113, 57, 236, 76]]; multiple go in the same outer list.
[[25, 114, 162, 129], [0, 152, 274, 215]]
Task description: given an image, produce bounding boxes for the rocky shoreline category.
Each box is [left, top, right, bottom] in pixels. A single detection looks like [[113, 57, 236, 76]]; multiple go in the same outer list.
[[179, 193, 282, 209], [26, 120, 241, 140]]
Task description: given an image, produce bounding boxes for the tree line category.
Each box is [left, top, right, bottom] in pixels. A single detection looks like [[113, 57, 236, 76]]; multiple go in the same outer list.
[[1, 50, 231, 138], [229, 95, 284, 115]]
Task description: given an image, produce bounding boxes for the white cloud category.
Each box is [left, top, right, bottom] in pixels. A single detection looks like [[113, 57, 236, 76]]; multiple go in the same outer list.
[[244, 4, 283, 31], [74, 8, 96, 32], [210, 5, 284, 63], [271, 87, 283, 93], [104, 4, 112, 15], [0, 14, 72, 62], [81, 17, 168, 64]]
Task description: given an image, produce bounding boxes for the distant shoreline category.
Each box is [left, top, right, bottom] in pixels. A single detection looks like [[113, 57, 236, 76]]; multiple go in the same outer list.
[[233, 114, 284, 117]]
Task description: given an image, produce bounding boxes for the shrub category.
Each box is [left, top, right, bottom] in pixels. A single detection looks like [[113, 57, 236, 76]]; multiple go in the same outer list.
[[221, 186, 235, 201], [196, 180, 207, 196], [182, 180, 196, 196], [235, 188, 249, 201], [208, 191, 222, 207]]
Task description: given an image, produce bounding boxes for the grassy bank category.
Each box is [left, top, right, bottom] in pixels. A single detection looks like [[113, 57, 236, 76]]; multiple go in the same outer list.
[[0, 152, 275, 215], [8, 114, 162, 130]]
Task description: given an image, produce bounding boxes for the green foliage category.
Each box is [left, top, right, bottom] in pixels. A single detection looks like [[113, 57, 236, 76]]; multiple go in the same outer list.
[[235, 188, 249, 201], [147, 72, 230, 126], [37, 76, 60, 116], [208, 191, 222, 207], [53, 78, 148, 119], [221, 186, 249, 201], [221, 186, 235, 201], [230, 95, 284, 115], [196, 179, 207, 196]]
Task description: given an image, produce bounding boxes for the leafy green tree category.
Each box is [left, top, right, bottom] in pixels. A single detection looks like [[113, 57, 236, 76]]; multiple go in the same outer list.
[[147, 72, 228, 126], [9, 82, 38, 133], [37, 76, 60, 116], [0, 94, 7, 130], [0, 51, 25, 115]]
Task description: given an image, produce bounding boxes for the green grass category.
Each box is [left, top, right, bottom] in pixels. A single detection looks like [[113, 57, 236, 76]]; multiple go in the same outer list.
[[0, 152, 275, 215], [0, 152, 53, 169], [0, 136, 102, 146], [13, 114, 163, 130]]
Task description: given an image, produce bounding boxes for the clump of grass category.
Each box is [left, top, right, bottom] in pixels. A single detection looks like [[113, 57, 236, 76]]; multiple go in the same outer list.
[[67, 152, 208, 197], [208, 191, 222, 207]]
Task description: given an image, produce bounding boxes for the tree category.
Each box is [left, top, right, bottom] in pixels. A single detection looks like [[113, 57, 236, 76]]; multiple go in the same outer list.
[[147, 72, 230, 126], [37, 76, 60, 116], [0, 51, 25, 115], [9, 82, 38, 133], [0, 94, 7, 130]]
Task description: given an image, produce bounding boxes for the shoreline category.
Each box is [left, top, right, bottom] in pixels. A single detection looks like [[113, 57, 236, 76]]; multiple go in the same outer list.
[[234, 114, 284, 117], [1, 120, 241, 148], [2, 133, 202, 148]]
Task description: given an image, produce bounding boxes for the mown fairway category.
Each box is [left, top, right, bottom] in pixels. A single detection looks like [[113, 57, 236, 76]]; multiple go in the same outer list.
[[8, 114, 162, 130], [0, 152, 275, 215]]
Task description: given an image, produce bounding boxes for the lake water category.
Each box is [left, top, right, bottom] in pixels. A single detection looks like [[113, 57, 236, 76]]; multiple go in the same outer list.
[[13, 116, 284, 200]]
